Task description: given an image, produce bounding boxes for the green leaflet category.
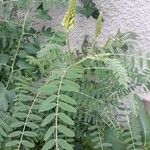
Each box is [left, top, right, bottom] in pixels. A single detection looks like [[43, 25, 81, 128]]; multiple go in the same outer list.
[[60, 94, 76, 105], [39, 94, 57, 112], [22, 140, 35, 148], [42, 95, 57, 104], [44, 126, 55, 141], [0, 54, 9, 65], [8, 131, 22, 138], [61, 80, 80, 92], [24, 131, 38, 137], [58, 139, 73, 150], [58, 125, 75, 137], [0, 127, 7, 137], [26, 122, 39, 129], [39, 81, 59, 95], [58, 113, 74, 125], [12, 112, 27, 119], [15, 105, 30, 111], [39, 102, 56, 112], [39, 85, 57, 95], [29, 114, 42, 121], [17, 94, 34, 101], [62, 80, 80, 90], [41, 113, 55, 127], [65, 65, 84, 79], [42, 139, 55, 150], [6, 140, 20, 147], [1, 122, 11, 132], [59, 102, 77, 113], [61, 85, 79, 92]]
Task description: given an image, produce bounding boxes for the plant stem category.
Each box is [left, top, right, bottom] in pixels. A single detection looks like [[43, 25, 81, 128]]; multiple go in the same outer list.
[[66, 32, 73, 64], [91, 35, 97, 55], [5, 9, 29, 89], [55, 68, 69, 150]]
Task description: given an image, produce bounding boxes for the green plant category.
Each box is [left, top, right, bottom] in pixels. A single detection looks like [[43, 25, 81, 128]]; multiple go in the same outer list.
[[1, 0, 150, 150], [77, 0, 100, 19]]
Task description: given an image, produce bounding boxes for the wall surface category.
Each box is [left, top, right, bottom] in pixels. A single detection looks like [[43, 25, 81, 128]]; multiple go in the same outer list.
[[94, 0, 150, 54], [49, 0, 150, 54]]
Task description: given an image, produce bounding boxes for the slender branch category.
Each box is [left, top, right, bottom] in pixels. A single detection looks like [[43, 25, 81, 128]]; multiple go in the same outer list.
[[55, 67, 69, 150], [66, 31, 73, 64], [5, 10, 29, 89]]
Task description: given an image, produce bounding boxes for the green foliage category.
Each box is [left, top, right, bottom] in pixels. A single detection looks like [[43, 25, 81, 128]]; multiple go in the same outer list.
[[77, 0, 100, 19], [0, 0, 150, 150], [6, 77, 41, 149]]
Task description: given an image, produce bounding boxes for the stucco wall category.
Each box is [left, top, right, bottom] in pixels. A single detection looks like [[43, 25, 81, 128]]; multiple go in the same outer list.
[[49, 0, 150, 54], [94, 0, 150, 54]]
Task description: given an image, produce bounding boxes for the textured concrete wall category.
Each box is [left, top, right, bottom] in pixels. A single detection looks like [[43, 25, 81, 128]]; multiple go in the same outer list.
[[94, 0, 150, 54], [49, 0, 150, 54]]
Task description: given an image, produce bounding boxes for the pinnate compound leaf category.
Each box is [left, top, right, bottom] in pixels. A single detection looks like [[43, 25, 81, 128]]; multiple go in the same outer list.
[[6, 140, 19, 147]]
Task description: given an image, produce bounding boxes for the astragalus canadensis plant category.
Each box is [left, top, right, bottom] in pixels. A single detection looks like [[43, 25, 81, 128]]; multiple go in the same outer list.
[[1, 0, 150, 150]]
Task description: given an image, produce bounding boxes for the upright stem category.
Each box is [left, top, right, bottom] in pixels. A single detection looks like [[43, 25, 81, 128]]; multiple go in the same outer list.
[[66, 32, 73, 64], [91, 36, 97, 55]]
